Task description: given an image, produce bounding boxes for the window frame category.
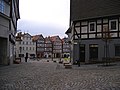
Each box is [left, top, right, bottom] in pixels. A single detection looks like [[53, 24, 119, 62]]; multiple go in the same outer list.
[[89, 22, 96, 32], [109, 19, 118, 31]]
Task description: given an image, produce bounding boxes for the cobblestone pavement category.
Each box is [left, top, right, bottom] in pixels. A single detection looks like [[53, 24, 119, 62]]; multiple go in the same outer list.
[[0, 59, 120, 90]]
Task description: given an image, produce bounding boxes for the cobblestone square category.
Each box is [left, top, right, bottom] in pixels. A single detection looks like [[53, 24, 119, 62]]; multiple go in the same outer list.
[[0, 59, 120, 90]]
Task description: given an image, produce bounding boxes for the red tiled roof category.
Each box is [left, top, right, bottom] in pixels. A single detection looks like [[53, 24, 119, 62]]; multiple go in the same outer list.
[[32, 34, 44, 41], [50, 36, 61, 42], [32, 35, 40, 41]]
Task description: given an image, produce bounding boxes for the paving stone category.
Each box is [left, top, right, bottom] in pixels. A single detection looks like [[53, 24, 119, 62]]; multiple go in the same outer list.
[[0, 59, 120, 90]]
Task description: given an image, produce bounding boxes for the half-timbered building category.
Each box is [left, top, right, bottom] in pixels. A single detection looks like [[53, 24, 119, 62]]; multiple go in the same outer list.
[[66, 0, 120, 64], [62, 37, 70, 58], [50, 36, 62, 58], [44, 37, 53, 58], [32, 34, 45, 58]]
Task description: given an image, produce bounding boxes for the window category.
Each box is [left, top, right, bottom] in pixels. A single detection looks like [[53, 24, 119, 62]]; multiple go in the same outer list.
[[19, 47, 22, 51], [0, 0, 5, 13], [111, 21, 116, 30], [89, 22, 96, 32], [30, 47, 31, 50], [109, 20, 118, 31], [90, 23, 94, 31], [26, 42, 28, 45], [26, 47, 28, 50], [23, 47, 24, 50]]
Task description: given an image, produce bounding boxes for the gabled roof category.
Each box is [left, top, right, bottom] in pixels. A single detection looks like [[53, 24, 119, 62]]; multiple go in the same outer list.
[[62, 37, 69, 43], [45, 37, 52, 43], [65, 27, 72, 34], [24, 33, 31, 37], [16, 32, 32, 38], [71, 0, 120, 21], [50, 36, 61, 42], [32, 34, 44, 42]]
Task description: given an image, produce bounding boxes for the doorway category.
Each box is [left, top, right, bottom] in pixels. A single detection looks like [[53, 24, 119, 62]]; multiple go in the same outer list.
[[80, 44, 85, 62], [89, 44, 98, 60]]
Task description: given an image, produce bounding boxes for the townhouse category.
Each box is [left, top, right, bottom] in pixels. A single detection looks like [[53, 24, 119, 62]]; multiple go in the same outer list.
[[15, 32, 36, 60], [44, 37, 53, 58], [0, 0, 20, 65], [50, 36, 62, 58], [16, 32, 70, 59], [62, 37, 70, 58], [32, 34, 45, 58], [66, 0, 120, 64]]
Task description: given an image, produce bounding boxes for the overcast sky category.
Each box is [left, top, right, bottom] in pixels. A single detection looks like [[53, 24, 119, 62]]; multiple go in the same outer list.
[[17, 0, 70, 38]]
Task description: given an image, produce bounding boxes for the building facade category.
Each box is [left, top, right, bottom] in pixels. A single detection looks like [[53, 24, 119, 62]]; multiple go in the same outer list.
[[44, 37, 53, 58], [50, 36, 62, 58], [32, 35, 45, 58], [0, 0, 20, 65], [16, 32, 36, 60], [66, 0, 120, 64], [62, 37, 70, 58]]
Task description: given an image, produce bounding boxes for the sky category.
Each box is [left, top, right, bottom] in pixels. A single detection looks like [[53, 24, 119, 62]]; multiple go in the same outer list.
[[17, 0, 70, 38]]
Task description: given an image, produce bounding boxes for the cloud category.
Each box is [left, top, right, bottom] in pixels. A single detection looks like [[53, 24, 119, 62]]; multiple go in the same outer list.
[[18, 0, 70, 38], [17, 20, 68, 38]]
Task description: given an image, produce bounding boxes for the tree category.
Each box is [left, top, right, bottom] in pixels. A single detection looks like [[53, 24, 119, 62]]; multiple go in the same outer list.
[[102, 26, 112, 65]]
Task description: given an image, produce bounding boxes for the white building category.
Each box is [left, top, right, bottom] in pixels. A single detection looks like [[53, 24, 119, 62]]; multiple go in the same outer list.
[[15, 32, 36, 60]]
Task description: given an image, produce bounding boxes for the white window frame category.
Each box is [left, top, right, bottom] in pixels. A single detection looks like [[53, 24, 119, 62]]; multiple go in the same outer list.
[[109, 19, 118, 31], [89, 22, 96, 32]]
